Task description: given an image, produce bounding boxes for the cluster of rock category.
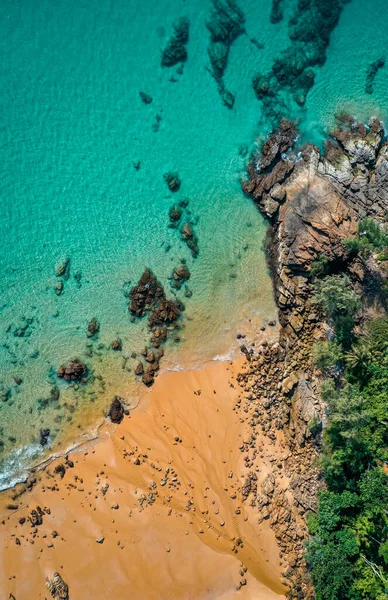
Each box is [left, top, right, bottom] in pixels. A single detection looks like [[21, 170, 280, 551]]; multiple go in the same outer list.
[[161, 17, 190, 68], [168, 199, 199, 259], [253, 0, 349, 116], [129, 269, 184, 386], [57, 358, 87, 382], [206, 0, 245, 108], [240, 117, 388, 597]]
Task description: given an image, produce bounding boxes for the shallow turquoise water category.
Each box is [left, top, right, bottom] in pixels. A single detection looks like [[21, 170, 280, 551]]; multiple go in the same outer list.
[[0, 0, 387, 489]]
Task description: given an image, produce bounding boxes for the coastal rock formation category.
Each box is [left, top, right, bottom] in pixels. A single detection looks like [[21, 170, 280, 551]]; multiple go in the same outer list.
[[57, 358, 87, 381], [108, 396, 125, 424], [171, 264, 190, 289], [241, 116, 388, 598], [252, 0, 350, 115], [206, 0, 245, 105], [161, 17, 189, 67], [129, 269, 183, 384]]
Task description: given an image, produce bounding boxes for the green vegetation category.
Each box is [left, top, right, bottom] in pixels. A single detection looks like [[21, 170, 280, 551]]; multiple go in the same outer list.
[[312, 275, 361, 346], [342, 218, 388, 258], [306, 275, 388, 599]]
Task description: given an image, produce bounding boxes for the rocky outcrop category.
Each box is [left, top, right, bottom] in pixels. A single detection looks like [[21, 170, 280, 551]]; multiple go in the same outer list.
[[45, 572, 69, 600], [129, 269, 183, 385], [57, 358, 87, 382], [108, 396, 125, 424], [206, 0, 245, 107], [240, 117, 388, 598]]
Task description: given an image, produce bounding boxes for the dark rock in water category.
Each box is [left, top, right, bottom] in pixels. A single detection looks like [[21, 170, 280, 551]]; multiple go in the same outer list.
[[129, 269, 164, 318], [172, 264, 191, 289], [164, 171, 181, 192], [0, 389, 10, 402], [142, 372, 155, 387], [169, 204, 183, 226], [139, 91, 153, 104], [208, 41, 229, 81], [134, 362, 144, 376], [55, 281, 64, 296], [57, 358, 87, 381], [87, 317, 100, 338], [13, 376, 23, 385], [365, 57, 385, 94], [181, 222, 199, 257], [206, 0, 245, 85], [270, 0, 284, 24], [129, 269, 184, 384], [149, 299, 181, 326], [39, 428, 50, 446], [45, 572, 69, 600], [108, 396, 125, 424], [55, 257, 70, 279], [151, 326, 167, 347], [221, 88, 235, 109], [253, 0, 348, 117], [161, 17, 190, 67], [112, 338, 122, 351], [145, 351, 155, 363], [74, 270, 82, 287], [250, 38, 264, 50], [50, 386, 60, 401]]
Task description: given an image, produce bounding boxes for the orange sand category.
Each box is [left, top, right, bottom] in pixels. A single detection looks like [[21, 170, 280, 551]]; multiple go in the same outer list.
[[0, 359, 287, 600]]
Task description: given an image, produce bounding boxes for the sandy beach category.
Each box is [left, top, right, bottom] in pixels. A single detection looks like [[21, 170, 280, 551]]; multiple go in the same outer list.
[[0, 357, 288, 600]]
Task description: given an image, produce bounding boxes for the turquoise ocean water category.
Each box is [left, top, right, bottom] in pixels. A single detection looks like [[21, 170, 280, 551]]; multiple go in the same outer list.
[[0, 0, 387, 489]]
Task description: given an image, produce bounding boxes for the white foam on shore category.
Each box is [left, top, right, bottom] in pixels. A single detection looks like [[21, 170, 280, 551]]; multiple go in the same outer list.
[[0, 442, 46, 492]]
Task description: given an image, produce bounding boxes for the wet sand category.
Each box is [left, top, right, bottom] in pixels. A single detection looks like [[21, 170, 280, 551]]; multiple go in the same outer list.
[[0, 359, 287, 600]]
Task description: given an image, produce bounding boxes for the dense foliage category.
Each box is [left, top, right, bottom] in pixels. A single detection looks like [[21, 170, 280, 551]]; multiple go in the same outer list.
[[306, 267, 388, 599]]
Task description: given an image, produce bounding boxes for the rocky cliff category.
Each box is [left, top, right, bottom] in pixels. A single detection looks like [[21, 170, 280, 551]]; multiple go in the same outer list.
[[239, 117, 388, 598]]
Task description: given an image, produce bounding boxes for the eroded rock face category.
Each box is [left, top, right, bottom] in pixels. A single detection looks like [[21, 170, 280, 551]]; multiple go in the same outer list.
[[57, 358, 87, 381], [240, 117, 388, 598]]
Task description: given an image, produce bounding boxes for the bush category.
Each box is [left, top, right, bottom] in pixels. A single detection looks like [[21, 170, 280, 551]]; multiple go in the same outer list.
[[313, 341, 342, 371], [312, 275, 361, 345]]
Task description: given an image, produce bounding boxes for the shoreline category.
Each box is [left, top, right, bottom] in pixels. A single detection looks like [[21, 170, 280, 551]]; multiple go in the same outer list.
[[0, 356, 287, 600]]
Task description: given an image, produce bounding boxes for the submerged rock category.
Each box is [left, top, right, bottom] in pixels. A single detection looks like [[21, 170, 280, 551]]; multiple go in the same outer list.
[[112, 338, 122, 351], [87, 317, 100, 338], [139, 91, 153, 104], [168, 204, 183, 226], [39, 428, 50, 446], [206, 0, 245, 102], [171, 264, 191, 289], [164, 171, 181, 192], [108, 396, 125, 424], [365, 57, 385, 94], [161, 17, 190, 67], [55, 257, 70, 279], [181, 222, 199, 257], [57, 358, 87, 381]]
